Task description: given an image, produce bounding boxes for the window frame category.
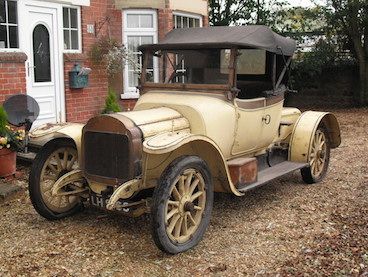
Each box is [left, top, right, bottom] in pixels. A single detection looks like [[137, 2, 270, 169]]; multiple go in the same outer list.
[[122, 9, 158, 99], [145, 48, 231, 86], [172, 12, 203, 83], [173, 11, 203, 29], [62, 5, 82, 53], [0, 0, 19, 51]]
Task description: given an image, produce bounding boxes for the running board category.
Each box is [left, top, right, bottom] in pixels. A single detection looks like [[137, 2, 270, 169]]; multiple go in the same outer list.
[[238, 161, 308, 193], [16, 142, 42, 162], [17, 151, 37, 162]]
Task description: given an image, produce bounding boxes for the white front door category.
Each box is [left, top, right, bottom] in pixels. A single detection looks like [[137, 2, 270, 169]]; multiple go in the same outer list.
[[22, 4, 63, 127]]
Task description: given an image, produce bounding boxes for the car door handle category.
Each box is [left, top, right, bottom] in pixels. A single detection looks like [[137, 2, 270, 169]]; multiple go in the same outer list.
[[262, 114, 271, 125]]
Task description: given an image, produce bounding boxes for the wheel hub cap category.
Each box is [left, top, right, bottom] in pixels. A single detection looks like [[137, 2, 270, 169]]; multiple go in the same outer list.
[[184, 201, 195, 212], [318, 150, 325, 159]]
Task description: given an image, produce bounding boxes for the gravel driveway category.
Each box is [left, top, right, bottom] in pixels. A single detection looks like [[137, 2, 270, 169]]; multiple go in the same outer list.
[[0, 109, 367, 276]]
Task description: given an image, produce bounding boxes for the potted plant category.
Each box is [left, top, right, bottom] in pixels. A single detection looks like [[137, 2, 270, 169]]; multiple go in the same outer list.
[[0, 106, 25, 177]]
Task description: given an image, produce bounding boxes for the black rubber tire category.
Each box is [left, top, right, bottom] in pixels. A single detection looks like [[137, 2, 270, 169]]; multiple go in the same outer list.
[[29, 139, 83, 220], [301, 123, 331, 184], [151, 155, 214, 254]]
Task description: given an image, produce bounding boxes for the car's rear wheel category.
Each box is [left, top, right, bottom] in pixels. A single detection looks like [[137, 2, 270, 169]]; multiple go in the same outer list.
[[29, 139, 83, 220], [151, 156, 213, 254], [301, 123, 330, 183]]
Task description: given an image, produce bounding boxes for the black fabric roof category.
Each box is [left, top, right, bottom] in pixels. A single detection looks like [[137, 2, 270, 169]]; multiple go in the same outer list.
[[139, 25, 296, 56]]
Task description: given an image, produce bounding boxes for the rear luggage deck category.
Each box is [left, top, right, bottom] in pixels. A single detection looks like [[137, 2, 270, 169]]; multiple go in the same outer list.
[[238, 161, 308, 193]]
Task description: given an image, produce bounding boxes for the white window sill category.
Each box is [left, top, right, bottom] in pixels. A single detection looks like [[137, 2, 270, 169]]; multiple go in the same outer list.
[[0, 48, 23, 53], [63, 50, 83, 54], [120, 93, 140, 100]]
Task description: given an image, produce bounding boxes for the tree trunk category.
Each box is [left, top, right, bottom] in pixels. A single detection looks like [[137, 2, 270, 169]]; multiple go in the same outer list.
[[362, 61, 368, 106], [349, 36, 367, 106], [356, 59, 368, 106]]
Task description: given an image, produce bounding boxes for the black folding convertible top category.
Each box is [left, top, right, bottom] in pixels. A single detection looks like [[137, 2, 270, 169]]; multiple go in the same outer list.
[[139, 25, 296, 56]]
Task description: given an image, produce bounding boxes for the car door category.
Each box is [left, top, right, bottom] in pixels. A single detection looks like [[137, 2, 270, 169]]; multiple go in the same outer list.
[[232, 97, 265, 155], [232, 94, 284, 155]]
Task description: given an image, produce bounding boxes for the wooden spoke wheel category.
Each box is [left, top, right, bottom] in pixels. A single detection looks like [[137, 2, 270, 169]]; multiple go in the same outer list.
[[165, 167, 206, 243], [29, 139, 83, 220], [301, 124, 331, 184], [151, 156, 213, 254]]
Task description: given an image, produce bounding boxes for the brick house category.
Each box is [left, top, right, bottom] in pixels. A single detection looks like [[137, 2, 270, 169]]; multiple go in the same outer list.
[[0, 0, 208, 126]]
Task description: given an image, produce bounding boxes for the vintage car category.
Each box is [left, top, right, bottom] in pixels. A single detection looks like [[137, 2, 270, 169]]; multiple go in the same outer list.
[[28, 25, 341, 254]]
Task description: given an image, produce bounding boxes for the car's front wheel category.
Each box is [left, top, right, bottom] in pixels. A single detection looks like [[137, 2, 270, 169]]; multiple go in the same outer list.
[[29, 139, 83, 220], [301, 123, 331, 183], [151, 156, 214, 254]]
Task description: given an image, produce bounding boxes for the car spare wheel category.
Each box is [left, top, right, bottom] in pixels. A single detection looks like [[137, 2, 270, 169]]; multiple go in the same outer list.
[[151, 155, 214, 254]]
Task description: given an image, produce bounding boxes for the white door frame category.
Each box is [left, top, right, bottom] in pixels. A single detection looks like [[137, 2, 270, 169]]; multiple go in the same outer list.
[[18, 0, 66, 124]]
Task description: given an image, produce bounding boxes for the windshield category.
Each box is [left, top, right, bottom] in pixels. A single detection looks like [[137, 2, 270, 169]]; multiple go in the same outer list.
[[145, 49, 230, 85]]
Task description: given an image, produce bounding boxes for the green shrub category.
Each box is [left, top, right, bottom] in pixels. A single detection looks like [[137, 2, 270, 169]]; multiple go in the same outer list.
[[291, 38, 358, 87], [0, 106, 8, 133], [101, 89, 121, 114]]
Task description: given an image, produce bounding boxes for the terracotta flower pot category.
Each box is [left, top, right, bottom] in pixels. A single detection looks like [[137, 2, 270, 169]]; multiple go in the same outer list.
[[0, 148, 16, 177]]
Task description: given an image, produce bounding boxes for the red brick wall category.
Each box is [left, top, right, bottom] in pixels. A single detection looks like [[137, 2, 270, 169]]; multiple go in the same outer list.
[[64, 0, 122, 123], [64, 54, 108, 123], [0, 53, 27, 104], [120, 99, 137, 111]]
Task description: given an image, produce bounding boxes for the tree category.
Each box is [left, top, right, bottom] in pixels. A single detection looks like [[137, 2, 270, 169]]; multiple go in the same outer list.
[[274, 7, 327, 36], [209, 0, 288, 27], [324, 0, 368, 105], [209, 0, 254, 26]]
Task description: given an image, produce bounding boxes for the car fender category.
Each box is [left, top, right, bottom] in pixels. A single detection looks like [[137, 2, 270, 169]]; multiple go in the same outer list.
[[289, 111, 341, 163], [143, 132, 243, 196], [29, 122, 84, 162]]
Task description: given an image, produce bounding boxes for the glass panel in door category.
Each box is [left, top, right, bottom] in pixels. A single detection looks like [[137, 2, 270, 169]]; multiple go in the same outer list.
[[33, 24, 51, 82]]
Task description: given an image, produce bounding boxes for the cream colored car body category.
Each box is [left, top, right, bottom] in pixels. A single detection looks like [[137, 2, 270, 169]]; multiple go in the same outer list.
[[132, 91, 283, 196], [289, 111, 341, 163], [87, 90, 339, 198], [29, 122, 84, 163], [30, 90, 340, 199]]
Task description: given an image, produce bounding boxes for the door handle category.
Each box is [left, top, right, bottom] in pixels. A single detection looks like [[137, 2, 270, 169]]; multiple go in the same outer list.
[[262, 114, 271, 125], [27, 62, 36, 76]]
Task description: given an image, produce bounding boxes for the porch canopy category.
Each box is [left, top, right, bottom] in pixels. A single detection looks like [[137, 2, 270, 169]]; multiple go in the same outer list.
[[139, 25, 296, 56]]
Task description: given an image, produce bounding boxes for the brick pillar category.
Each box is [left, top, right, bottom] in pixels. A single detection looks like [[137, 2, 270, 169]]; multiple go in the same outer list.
[[158, 8, 174, 41], [203, 15, 209, 27], [0, 53, 27, 104], [203, 0, 209, 27]]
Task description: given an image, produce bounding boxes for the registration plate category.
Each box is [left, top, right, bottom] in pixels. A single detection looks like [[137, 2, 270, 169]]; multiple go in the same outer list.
[[90, 193, 131, 213], [90, 193, 109, 209]]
